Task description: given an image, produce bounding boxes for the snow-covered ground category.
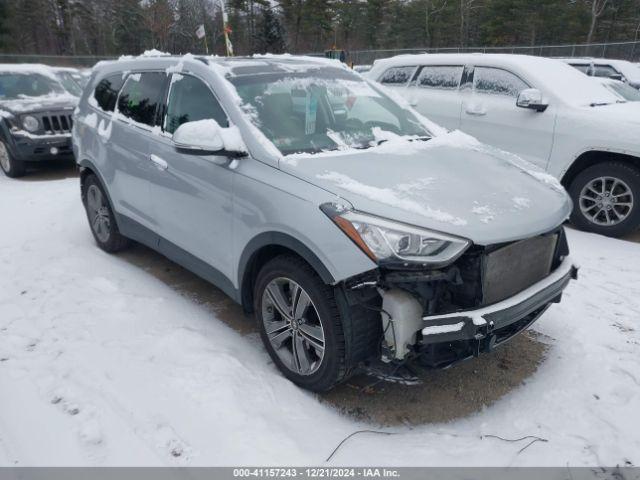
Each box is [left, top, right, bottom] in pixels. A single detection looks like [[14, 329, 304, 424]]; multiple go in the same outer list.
[[0, 170, 639, 467]]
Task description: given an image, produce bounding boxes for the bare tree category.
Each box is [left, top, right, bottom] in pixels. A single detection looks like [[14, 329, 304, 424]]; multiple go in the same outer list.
[[425, 0, 448, 47], [459, 0, 479, 48], [587, 0, 609, 43]]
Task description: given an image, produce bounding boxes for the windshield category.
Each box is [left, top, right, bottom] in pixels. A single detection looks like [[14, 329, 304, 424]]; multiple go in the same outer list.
[[606, 81, 640, 101], [523, 58, 621, 107], [0, 72, 67, 100], [55, 71, 84, 96], [230, 68, 430, 155]]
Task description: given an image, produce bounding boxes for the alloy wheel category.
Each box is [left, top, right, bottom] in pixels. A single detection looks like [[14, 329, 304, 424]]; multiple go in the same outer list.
[[0, 142, 10, 173], [579, 176, 634, 226], [261, 277, 326, 376], [86, 184, 112, 243]]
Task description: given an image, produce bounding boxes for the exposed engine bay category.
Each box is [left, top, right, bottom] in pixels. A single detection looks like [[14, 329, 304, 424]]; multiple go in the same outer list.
[[340, 227, 573, 376]]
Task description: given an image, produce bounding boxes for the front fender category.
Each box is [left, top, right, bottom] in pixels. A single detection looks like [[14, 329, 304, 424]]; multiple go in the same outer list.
[[237, 231, 336, 290]]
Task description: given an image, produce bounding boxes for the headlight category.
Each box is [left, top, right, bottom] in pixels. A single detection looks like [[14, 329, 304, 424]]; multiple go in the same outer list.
[[22, 115, 39, 133], [321, 203, 471, 267]]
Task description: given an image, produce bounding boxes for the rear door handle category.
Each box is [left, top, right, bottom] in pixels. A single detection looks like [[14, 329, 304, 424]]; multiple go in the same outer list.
[[149, 154, 168, 171]]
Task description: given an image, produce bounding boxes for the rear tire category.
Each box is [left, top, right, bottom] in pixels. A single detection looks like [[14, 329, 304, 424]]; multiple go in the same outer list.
[[0, 140, 26, 178], [569, 161, 640, 238], [254, 255, 351, 392], [82, 174, 130, 253]]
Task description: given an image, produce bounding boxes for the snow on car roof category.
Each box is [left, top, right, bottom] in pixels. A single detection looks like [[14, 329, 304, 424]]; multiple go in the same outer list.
[[205, 54, 349, 77], [50, 66, 81, 73], [558, 57, 640, 84], [95, 53, 348, 80], [0, 63, 60, 80], [369, 53, 621, 108]]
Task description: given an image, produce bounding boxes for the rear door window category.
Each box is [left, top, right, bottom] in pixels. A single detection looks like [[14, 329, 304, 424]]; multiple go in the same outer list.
[[117, 72, 166, 126], [570, 64, 591, 74], [473, 67, 528, 97], [416, 66, 464, 90], [379, 66, 417, 86], [164, 74, 229, 134], [93, 74, 126, 112]]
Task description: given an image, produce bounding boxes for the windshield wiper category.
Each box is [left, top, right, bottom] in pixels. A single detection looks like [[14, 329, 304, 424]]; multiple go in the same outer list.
[[590, 101, 615, 107], [371, 135, 432, 147]]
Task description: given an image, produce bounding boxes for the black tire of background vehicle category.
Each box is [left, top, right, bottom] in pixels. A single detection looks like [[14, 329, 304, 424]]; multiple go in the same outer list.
[[255, 254, 357, 392], [0, 140, 26, 178], [82, 174, 131, 253], [569, 161, 640, 238]]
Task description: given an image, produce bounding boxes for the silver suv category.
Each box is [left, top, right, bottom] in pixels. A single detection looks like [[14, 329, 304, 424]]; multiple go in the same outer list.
[[72, 54, 577, 391]]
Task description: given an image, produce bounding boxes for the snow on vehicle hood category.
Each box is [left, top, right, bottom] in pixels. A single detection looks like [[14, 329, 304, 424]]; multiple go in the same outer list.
[[0, 93, 78, 115], [280, 131, 572, 246], [580, 100, 640, 123]]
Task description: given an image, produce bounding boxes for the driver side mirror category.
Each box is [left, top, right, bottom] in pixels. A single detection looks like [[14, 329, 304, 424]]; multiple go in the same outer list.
[[172, 119, 247, 157], [516, 88, 549, 112]]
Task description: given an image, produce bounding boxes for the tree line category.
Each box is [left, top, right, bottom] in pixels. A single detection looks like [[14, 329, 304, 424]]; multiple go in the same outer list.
[[1, 0, 639, 60]]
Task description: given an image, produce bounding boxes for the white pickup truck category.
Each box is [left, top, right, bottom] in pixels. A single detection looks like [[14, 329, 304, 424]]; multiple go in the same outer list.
[[367, 53, 640, 237]]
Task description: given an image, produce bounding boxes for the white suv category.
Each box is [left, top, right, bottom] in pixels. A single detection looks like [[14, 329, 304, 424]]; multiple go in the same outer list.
[[367, 53, 640, 237]]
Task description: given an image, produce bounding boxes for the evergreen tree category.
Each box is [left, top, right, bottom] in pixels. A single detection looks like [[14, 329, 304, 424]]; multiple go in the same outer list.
[[255, 6, 287, 53]]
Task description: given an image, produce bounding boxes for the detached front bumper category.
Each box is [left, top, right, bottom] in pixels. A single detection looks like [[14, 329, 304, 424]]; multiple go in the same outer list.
[[420, 256, 578, 351], [9, 131, 74, 162]]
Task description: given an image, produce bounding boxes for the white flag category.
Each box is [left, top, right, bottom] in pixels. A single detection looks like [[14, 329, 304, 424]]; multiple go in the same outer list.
[[195, 24, 206, 39]]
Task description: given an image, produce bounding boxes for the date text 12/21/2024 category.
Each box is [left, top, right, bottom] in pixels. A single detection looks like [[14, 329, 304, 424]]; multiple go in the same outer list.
[[233, 469, 400, 478]]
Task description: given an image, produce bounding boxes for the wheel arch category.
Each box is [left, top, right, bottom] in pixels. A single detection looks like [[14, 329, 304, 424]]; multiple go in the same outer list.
[[561, 150, 640, 189], [238, 232, 336, 313], [78, 159, 119, 227], [0, 120, 19, 158]]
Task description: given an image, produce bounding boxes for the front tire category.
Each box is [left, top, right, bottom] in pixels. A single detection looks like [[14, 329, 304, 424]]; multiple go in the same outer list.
[[82, 174, 130, 252], [254, 255, 350, 392], [0, 140, 26, 178], [569, 161, 640, 237]]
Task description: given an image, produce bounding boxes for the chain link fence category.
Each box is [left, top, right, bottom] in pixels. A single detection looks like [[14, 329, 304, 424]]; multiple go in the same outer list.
[[0, 54, 114, 68], [2, 40, 640, 68]]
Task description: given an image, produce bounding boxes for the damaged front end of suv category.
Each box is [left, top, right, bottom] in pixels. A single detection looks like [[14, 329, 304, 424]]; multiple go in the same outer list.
[[322, 202, 577, 379]]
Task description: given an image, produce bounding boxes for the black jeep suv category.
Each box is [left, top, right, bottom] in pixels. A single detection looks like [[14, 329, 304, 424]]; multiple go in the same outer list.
[[0, 65, 78, 178]]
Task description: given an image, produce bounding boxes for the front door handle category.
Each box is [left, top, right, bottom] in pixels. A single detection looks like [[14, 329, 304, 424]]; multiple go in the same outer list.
[[149, 154, 168, 171]]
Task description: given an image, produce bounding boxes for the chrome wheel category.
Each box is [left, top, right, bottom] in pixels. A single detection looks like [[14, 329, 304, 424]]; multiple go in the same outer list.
[[86, 184, 111, 243], [0, 142, 10, 173], [261, 277, 325, 376], [579, 176, 634, 226]]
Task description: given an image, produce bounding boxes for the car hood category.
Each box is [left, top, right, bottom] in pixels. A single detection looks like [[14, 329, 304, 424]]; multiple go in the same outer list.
[[279, 131, 572, 246], [0, 94, 77, 116], [584, 101, 640, 123]]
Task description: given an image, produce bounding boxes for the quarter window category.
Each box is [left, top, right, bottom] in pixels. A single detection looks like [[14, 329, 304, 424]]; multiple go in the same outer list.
[[379, 66, 416, 85], [117, 72, 165, 126], [416, 66, 464, 90], [473, 67, 528, 97], [93, 74, 126, 112], [164, 74, 228, 134]]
